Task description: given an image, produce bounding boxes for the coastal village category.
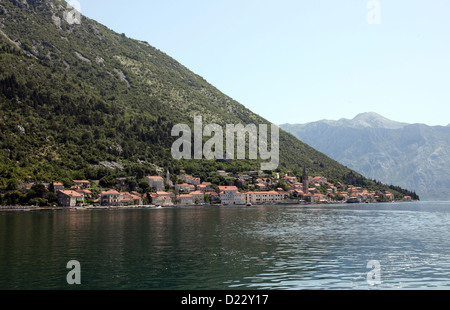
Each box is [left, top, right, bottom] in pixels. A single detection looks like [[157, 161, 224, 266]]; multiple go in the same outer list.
[[46, 167, 410, 208]]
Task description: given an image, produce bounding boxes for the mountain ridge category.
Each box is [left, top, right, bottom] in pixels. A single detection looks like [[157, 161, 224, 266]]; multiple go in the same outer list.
[[281, 113, 450, 200], [283, 112, 447, 130], [285, 112, 409, 130]]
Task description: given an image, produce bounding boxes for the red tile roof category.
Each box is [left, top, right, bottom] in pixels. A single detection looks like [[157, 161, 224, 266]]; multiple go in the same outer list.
[[101, 189, 120, 195], [156, 191, 170, 195], [218, 186, 238, 191], [76, 189, 92, 194], [59, 190, 83, 198]]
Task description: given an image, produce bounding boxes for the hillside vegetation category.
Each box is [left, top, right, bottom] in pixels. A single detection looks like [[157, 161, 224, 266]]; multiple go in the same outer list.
[[0, 0, 416, 201]]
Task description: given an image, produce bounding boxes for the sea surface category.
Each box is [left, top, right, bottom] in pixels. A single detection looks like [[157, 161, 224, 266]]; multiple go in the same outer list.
[[1, 201, 450, 290]]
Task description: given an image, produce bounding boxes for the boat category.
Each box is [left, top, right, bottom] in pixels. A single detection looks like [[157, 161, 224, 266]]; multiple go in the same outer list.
[[245, 203, 252, 207], [346, 197, 361, 204]]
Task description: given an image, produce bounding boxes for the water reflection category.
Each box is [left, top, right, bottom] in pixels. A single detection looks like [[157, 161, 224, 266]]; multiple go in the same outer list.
[[1, 202, 450, 289]]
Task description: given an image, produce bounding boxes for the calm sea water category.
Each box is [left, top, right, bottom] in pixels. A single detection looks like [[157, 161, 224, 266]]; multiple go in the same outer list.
[[1, 201, 450, 290]]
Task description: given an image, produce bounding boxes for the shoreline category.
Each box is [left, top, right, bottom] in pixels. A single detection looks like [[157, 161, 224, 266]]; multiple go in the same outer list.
[[0, 200, 420, 212]]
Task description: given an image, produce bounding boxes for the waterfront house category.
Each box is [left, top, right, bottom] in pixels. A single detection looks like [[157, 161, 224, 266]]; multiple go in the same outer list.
[[190, 190, 205, 204], [150, 191, 173, 206], [120, 192, 134, 205], [384, 192, 395, 201], [131, 192, 143, 205], [100, 189, 121, 206], [120, 192, 142, 205], [244, 191, 283, 205], [178, 194, 195, 205], [276, 188, 289, 199], [312, 193, 328, 203], [158, 191, 175, 199], [218, 186, 244, 205], [303, 193, 313, 202], [58, 190, 83, 207], [336, 191, 349, 201]]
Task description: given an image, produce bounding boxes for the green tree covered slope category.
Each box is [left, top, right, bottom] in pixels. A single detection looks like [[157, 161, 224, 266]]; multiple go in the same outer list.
[[0, 0, 416, 199]]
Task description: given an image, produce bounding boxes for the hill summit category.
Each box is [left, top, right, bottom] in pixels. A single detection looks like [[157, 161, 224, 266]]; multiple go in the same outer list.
[[351, 112, 408, 129]]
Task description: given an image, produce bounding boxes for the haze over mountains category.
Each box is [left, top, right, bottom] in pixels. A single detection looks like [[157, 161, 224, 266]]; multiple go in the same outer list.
[[281, 112, 450, 200]]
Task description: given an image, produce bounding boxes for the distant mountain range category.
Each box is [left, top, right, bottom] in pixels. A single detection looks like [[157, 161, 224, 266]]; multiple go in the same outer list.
[[281, 112, 450, 201]]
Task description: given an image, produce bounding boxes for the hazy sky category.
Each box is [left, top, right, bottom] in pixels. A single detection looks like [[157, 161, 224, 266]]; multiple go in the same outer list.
[[78, 0, 450, 126]]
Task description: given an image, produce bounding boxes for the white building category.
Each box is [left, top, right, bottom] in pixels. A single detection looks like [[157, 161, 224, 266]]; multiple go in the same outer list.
[[218, 186, 244, 205], [244, 191, 284, 204]]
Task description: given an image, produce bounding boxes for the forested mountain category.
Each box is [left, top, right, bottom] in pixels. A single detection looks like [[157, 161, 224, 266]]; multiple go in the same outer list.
[[281, 113, 450, 200], [0, 0, 415, 199]]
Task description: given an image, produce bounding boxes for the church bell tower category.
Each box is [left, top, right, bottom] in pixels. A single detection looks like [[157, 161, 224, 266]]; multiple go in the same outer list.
[[302, 166, 309, 194]]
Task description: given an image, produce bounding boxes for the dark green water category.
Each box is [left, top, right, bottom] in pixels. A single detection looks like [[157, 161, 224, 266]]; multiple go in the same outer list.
[[1, 201, 450, 290]]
